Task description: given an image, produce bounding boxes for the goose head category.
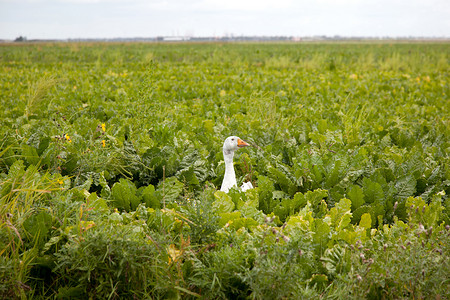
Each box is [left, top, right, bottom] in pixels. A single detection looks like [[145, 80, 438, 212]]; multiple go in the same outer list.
[[223, 136, 250, 156]]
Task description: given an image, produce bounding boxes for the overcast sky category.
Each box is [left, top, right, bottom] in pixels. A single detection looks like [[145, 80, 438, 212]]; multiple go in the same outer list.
[[0, 0, 449, 40]]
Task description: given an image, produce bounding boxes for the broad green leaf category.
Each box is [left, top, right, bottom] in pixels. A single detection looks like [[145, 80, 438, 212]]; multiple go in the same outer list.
[[305, 189, 328, 207], [0, 160, 26, 197], [352, 205, 374, 226], [311, 164, 324, 183], [21, 144, 40, 165], [23, 211, 53, 247], [218, 211, 242, 227], [325, 159, 342, 188], [257, 175, 276, 213], [313, 218, 330, 251], [86, 192, 109, 212], [111, 178, 139, 211], [273, 198, 293, 222], [334, 198, 352, 214], [77, 174, 93, 192], [213, 191, 235, 213], [293, 192, 307, 208], [227, 217, 259, 230], [268, 165, 297, 196], [176, 166, 199, 186], [141, 184, 159, 209], [329, 198, 352, 230], [347, 185, 365, 210], [337, 212, 352, 231], [240, 189, 262, 220], [228, 188, 246, 209], [362, 177, 384, 204], [157, 176, 183, 203], [98, 171, 111, 199], [359, 213, 372, 230], [285, 215, 311, 234], [395, 175, 416, 200]]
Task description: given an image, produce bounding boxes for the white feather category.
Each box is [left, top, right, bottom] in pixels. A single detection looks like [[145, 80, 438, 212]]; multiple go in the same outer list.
[[240, 181, 253, 191]]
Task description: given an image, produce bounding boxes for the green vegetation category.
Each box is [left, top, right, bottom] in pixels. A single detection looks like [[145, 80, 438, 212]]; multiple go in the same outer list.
[[1, 42, 449, 299]]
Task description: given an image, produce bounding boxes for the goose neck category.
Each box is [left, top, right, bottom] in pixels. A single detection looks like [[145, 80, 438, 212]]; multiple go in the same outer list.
[[223, 149, 235, 165], [223, 150, 236, 176]]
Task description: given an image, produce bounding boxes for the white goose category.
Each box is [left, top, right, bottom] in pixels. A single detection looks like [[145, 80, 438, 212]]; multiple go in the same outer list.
[[220, 136, 253, 193]]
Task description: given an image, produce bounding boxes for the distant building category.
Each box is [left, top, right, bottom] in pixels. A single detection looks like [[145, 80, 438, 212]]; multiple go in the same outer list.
[[161, 36, 191, 42]]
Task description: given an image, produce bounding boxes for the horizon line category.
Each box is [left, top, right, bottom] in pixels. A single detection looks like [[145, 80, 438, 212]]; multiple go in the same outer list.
[[3, 35, 450, 43]]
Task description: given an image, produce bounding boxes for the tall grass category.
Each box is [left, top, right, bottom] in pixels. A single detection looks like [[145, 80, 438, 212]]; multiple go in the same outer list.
[[25, 76, 58, 119], [356, 51, 376, 71], [298, 53, 327, 70], [0, 161, 62, 299]]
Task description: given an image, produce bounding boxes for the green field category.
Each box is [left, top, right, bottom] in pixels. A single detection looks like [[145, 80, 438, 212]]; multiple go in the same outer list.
[[0, 42, 449, 299]]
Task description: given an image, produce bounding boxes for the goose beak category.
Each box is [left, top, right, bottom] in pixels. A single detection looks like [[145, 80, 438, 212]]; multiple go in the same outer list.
[[237, 138, 250, 148]]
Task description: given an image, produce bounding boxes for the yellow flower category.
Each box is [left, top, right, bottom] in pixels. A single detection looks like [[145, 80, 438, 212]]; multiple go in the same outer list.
[[219, 90, 226, 97], [167, 244, 182, 264], [80, 220, 95, 231], [101, 140, 106, 147], [101, 123, 106, 132], [65, 134, 72, 143]]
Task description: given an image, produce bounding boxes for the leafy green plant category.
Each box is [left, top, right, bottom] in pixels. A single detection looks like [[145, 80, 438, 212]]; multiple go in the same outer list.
[[0, 42, 448, 299], [53, 223, 162, 299], [347, 219, 449, 299]]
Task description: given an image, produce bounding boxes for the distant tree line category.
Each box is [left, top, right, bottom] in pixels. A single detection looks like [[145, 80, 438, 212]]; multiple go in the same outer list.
[[14, 36, 27, 42]]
